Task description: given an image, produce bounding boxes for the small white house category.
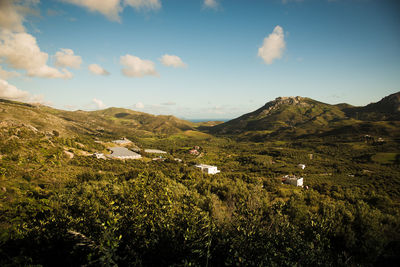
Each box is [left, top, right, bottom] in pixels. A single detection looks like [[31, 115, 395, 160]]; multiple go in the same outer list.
[[195, 164, 220, 175], [283, 175, 303, 187], [93, 152, 106, 159], [298, 164, 306, 170]]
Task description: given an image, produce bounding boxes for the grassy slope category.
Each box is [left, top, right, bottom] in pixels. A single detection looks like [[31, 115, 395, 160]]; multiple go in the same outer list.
[[210, 94, 400, 140], [0, 99, 197, 138]]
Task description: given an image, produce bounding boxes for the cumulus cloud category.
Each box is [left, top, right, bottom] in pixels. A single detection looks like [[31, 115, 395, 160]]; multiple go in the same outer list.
[[0, 0, 39, 32], [54, 48, 82, 69], [88, 64, 110, 76], [0, 0, 75, 83], [125, 0, 161, 11], [92, 98, 105, 109], [0, 78, 47, 103], [0, 31, 73, 79], [160, 54, 186, 68], [204, 0, 218, 9], [0, 66, 20, 79], [0, 78, 29, 101], [258, 25, 286, 64], [62, 0, 122, 22], [62, 0, 161, 22], [135, 102, 144, 109], [120, 54, 157, 77]]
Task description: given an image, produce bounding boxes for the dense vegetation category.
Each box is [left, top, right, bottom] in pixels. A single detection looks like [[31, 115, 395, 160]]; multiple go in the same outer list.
[[1, 97, 400, 266]]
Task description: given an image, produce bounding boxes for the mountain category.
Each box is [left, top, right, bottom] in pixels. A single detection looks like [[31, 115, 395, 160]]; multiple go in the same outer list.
[[0, 99, 194, 138], [210, 96, 351, 136], [342, 92, 400, 121], [210, 92, 400, 139]]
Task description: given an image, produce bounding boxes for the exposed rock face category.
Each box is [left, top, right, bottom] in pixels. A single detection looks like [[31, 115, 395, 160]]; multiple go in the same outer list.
[[259, 96, 309, 117], [274, 96, 303, 104]]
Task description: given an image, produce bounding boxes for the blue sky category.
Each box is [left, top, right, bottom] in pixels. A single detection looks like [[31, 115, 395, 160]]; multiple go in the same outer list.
[[0, 0, 399, 119]]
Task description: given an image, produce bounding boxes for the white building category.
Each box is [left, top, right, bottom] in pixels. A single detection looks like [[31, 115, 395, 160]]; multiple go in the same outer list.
[[144, 149, 167, 154], [195, 164, 220, 175], [283, 175, 303, 187], [93, 152, 106, 159], [298, 164, 306, 169]]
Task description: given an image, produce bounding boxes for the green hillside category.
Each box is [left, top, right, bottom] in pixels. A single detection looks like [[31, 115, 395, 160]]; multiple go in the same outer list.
[[210, 93, 400, 140], [342, 92, 400, 121], [211, 96, 351, 135], [1, 95, 400, 266], [0, 99, 195, 138]]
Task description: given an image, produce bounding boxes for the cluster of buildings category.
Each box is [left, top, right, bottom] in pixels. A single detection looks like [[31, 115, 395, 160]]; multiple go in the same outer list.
[[362, 135, 385, 144], [92, 139, 222, 175], [93, 139, 170, 160], [93, 140, 310, 185]]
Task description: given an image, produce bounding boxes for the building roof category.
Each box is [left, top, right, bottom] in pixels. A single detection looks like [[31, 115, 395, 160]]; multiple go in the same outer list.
[[108, 147, 141, 158], [283, 175, 303, 180], [195, 164, 217, 169], [144, 149, 167, 154]]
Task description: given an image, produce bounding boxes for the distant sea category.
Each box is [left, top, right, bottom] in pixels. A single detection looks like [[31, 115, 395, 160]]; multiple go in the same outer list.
[[187, 119, 231, 123]]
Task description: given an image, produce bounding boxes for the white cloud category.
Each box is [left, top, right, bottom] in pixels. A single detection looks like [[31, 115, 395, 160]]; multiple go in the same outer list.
[[258, 25, 286, 65], [0, 78, 29, 101], [161, 101, 176, 106], [92, 98, 105, 109], [54, 48, 82, 69], [62, 0, 122, 22], [160, 54, 186, 68], [0, 31, 72, 79], [88, 64, 110, 75], [0, 66, 20, 79], [0, 0, 38, 32], [135, 102, 144, 109], [62, 0, 161, 22], [125, 0, 161, 11], [120, 54, 157, 77], [0, 78, 47, 103], [204, 0, 218, 9]]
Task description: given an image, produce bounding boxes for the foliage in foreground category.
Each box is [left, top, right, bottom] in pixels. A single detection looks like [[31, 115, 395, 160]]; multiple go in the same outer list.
[[0, 122, 400, 266]]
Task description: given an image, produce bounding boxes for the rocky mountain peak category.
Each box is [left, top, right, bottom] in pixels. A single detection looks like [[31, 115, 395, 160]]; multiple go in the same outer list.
[[274, 96, 303, 104], [258, 96, 308, 117]]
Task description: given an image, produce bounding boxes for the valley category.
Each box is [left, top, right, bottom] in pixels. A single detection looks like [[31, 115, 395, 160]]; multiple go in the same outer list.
[[0, 93, 399, 266]]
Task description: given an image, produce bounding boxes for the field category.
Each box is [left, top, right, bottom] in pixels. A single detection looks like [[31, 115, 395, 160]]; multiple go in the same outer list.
[[0, 118, 399, 266]]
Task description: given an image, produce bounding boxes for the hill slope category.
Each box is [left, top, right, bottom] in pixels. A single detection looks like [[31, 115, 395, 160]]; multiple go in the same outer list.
[[211, 96, 351, 135], [0, 99, 194, 138], [210, 93, 400, 139], [342, 92, 400, 121]]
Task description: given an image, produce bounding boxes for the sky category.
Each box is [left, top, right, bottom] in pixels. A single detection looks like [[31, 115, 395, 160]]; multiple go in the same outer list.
[[0, 0, 399, 120]]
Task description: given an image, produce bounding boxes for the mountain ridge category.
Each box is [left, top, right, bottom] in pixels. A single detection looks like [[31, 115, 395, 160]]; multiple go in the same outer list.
[[210, 92, 400, 139], [1, 91, 399, 140], [0, 99, 195, 137]]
